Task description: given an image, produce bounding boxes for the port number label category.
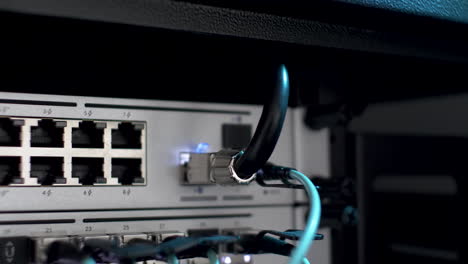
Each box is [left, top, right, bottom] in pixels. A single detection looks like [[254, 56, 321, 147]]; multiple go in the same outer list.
[[0, 106, 10, 113], [123, 111, 132, 118], [42, 190, 52, 197], [83, 110, 93, 117], [43, 108, 53, 115], [123, 225, 130, 231], [45, 227, 53, 233], [85, 226, 93, 232], [83, 189, 93, 196], [232, 115, 242, 123], [123, 189, 131, 196]]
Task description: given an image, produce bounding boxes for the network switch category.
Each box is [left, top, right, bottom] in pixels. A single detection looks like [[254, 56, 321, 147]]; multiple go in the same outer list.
[[0, 91, 323, 264], [0, 92, 297, 211]]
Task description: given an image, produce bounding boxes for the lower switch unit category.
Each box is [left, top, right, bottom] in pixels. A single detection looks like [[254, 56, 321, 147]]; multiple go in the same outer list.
[[0, 207, 292, 264]]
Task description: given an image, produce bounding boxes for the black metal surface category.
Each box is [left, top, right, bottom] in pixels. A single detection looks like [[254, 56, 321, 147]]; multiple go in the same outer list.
[[1, 0, 468, 63], [182, 0, 468, 35], [1, 11, 468, 105]]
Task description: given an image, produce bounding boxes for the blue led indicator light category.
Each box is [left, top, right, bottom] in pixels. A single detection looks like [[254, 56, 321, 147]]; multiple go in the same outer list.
[[195, 142, 210, 153]]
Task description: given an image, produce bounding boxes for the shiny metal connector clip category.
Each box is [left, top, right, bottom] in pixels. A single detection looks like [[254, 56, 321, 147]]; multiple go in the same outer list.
[[210, 149, 256, 185]]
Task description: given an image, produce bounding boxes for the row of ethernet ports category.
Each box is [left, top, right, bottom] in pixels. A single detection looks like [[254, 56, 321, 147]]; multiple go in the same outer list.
[[25, 232, 185, 264], [0, 118, 144, 149], [0, 157, 143, 186], [20, 229, 251, 264]]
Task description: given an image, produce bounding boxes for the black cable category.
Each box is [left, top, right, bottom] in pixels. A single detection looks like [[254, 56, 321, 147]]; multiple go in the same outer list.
[[234, 64, 290, 178]]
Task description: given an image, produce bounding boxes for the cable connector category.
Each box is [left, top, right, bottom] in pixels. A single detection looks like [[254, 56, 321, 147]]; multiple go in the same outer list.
[[256, 164, 304, 189], [182, 150, 257, 185], [210, 150, 256, 185], [258, 164, 292, 180]]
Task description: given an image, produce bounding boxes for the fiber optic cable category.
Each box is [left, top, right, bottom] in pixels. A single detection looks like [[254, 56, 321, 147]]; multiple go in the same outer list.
[[288, 170, 321, 264], [207, 249, 220, 264], [168, 254, 179, 264]]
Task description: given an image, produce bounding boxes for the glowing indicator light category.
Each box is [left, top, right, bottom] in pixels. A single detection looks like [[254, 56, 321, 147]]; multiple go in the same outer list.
[[195, 142, 210, 153], [243, 255, 252, 263], [223, 256, 232, 264]]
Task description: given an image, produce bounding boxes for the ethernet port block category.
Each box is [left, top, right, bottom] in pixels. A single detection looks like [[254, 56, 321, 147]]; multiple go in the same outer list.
[[72, 157, 106, 185], [0, 118, 24, 146], [112, 122, 144, 149], [30, 157, 65, 185], [0, 156, 23, 185], [112, 158, 143, 185], [31, 119, 66, 148], [72, 121, 106, 148]]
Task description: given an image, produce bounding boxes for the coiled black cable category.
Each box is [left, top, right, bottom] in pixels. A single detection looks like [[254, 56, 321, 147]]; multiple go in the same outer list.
[[234, 64, 290, 178]]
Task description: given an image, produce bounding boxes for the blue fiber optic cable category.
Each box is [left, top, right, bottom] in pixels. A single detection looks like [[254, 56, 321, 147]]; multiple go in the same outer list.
[[168, 254, 179, 264], [207, 249, 220, 264], [288, 170, 321, 264]]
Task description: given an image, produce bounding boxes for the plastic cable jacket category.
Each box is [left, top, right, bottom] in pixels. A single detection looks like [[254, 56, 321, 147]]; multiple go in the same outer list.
[[168, 254, 179, 264], [234, 64, 289, 177], [288, 170, 321, 264], [207, 249, 220, 264]]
